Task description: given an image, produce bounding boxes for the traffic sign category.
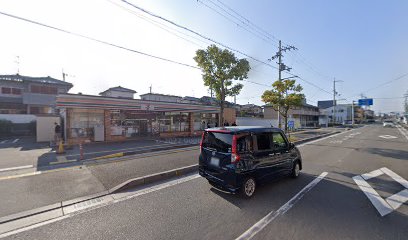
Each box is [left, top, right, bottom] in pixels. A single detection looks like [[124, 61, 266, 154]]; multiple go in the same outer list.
[[288, 120, 294, 128], [358, 98, 373, 106]]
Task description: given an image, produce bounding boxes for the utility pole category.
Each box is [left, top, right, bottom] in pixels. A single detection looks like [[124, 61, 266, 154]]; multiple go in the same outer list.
[[332, 78, 343, 125], [351, 100, 355, 126], [270, 40, 297, 129]]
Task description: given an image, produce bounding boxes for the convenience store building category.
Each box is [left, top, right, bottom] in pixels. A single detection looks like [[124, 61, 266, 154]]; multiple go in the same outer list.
[[56, 91, 221, 144]]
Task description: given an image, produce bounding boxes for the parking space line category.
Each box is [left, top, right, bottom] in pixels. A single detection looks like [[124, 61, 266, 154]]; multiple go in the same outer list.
[[0, 140, 6, 144], [0, 165, 33, 172], [352, 175, 393, 216], [236, 172, 328, 240], [12, 139, 19, 143]]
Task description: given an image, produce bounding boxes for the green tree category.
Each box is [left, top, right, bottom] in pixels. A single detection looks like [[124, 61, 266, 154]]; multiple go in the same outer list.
[[261, 79, 305, 132], [194, 44, 250, 126]]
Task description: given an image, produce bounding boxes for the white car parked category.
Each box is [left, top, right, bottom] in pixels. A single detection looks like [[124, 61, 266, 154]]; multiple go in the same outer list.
[[383, 120, 395, 127]]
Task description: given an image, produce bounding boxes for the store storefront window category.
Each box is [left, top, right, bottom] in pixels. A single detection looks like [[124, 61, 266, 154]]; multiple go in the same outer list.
[[201, 113, 218, 128], [68, 109, 104, 138]]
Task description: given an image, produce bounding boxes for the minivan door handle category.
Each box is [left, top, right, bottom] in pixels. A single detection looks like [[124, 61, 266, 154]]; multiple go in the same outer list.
[[269, 153, 275, 156]]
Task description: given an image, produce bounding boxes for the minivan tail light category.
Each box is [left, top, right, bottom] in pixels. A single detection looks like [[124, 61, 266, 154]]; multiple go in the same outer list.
[[231, 135, 240, 163], [200, 131, 205, 153]]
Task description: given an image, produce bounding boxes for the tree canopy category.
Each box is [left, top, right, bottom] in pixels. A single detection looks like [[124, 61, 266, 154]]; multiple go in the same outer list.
[[194, 44, 250, 125], [262, 79, 305, 131]]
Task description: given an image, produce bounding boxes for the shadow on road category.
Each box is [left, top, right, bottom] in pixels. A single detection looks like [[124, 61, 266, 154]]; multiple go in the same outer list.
[[364, 148, 408, 161]]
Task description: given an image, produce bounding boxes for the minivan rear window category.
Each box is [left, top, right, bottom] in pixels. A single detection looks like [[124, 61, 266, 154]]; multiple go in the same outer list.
[[202, 131, 233, 153]]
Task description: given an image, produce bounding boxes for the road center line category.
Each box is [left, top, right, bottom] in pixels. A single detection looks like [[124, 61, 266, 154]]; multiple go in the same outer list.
[[0, 165, 33, 172], [236, 172, 328, 240]]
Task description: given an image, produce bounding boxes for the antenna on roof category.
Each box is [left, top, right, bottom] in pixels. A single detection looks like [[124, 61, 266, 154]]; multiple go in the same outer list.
[[62, 68, 75, 81], [149, 84, 152, 94]]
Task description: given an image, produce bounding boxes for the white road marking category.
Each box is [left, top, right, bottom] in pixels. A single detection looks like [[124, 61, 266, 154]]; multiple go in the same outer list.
[[12, 139, 19, 143], [353, 167, 408, 216], [380, 167, 408, 189], [352, 175, 393, 217], [386, 189, 408, 210], [396, 125, 408, 141], [361, 169, 383, 180], [378, 135, 398, 139], [0, 165, 33, 172], [0, 140, 6, 144], [236, 172, 328, 240]]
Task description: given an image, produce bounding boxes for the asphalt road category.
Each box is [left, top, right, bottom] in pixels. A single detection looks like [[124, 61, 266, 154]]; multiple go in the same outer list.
[[2, 124, 407, 240]]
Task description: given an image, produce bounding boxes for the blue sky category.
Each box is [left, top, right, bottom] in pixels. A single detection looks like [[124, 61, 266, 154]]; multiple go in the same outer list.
[[0, 0, 407, 113]]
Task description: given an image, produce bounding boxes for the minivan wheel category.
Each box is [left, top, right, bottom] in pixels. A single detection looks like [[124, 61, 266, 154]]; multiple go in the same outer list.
[[291, 161, 301, 178], [240, 177, 256, 198]]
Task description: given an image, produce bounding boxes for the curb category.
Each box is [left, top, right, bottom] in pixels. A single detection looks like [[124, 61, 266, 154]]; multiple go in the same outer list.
[[108, 164, 198, 193], [292, 131, 341, 145], [89, 143, 198, 161]]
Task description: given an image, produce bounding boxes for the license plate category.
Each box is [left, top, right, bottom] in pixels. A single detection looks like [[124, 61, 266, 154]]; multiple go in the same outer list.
[[210, 157, 219, 167]]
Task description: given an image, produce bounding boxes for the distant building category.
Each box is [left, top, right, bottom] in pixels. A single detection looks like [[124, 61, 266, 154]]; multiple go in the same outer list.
[[319, 104, 359, 124], [239, 104, 263, 117], [99, 86, 136, 99], [140, 93, 182, 103], [318, 100, 336, 109], [181, 96, 202, 105], [264, 102, 319, 128], [200, 96, 218, 105], [0, 74, 72, 114]]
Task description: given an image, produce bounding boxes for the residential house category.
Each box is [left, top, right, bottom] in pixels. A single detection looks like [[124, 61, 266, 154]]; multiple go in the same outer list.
[[0, 74, 73, 114], [140, 93, 182, 103], [264, 101, 319, 128], [99, 86, 136, 99]]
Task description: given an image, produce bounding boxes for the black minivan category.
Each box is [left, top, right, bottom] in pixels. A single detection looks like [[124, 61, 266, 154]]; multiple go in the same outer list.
[[199, 126, 302, 198]]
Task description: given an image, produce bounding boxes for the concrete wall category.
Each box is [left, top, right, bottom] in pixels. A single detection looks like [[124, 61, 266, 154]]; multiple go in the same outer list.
[[223, 107, 236, 124], [0, 114, 36, 123], [36, 116, 60, 142], [236, 117, 279, 127]]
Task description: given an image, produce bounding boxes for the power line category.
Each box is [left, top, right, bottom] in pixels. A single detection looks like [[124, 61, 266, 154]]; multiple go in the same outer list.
[[197, 0, 278, 47], [120, 0, 279, 70], [106, 0, 210, 48], [211, 0, 333, 82], [345, 72, 408, 99], [0, 10, 200, 69], [213, 0, 279, 42], [121, 0, 334, 96]]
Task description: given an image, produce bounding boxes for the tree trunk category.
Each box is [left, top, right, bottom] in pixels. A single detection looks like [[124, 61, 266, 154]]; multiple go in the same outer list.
[[284, 108, 289, 133]]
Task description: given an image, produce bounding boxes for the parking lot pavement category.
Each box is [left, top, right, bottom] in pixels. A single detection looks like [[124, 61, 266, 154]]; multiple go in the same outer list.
[[0, 138, 183, 173], [0, 137, 50, 171], [2, 124, 407, 239]]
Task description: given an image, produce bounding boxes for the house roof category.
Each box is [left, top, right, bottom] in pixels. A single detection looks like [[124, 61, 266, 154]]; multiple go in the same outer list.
[[139, 93, 182, 98], [99, 86, 137, 95], [0, 74, 73, 87]]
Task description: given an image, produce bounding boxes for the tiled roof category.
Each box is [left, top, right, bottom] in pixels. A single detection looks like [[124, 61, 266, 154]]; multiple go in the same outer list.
[[100, 86, 137, 94], [0, 74, 72, 86]]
